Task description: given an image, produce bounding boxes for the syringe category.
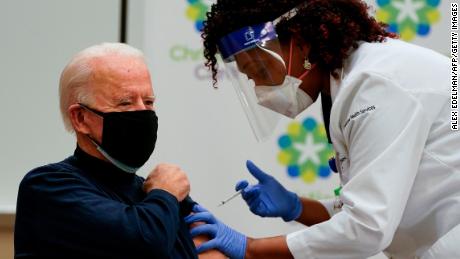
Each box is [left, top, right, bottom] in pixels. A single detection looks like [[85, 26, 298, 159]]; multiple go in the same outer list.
[[217, 189, 243, 207]]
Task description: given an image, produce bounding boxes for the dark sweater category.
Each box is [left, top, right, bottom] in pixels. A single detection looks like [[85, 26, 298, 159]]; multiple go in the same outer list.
[[14, 147, 198, 259]]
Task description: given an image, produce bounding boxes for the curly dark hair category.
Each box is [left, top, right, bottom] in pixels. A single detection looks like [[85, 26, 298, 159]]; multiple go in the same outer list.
[[202, 0, 397, 85]]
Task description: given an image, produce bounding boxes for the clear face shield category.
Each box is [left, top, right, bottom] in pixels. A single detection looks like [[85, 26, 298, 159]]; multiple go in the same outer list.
[[218, 9, 316, 141]]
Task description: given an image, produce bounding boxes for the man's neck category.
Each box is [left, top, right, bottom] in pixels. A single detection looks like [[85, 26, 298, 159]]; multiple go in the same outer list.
[[76, 133, 108, 162]]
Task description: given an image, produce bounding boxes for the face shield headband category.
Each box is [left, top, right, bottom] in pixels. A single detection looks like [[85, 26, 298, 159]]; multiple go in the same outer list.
[[218, 22, 278, 62], [217, 1, 304, 62]]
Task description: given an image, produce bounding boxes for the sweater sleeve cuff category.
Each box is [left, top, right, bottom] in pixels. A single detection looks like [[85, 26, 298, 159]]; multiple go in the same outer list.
[[180, 196, 197, 216]]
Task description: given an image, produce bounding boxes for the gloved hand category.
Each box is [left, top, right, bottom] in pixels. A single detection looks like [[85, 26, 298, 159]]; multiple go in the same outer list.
[[235, 160, 302, 222], [185, 204, 246, 259]]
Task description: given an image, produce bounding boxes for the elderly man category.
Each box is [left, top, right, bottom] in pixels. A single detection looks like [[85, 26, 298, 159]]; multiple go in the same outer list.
[[14, 43, 223, 259]]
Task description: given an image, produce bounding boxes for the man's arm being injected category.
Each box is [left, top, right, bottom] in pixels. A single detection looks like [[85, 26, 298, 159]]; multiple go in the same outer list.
[[191, 221, 228, 259], [188, 159, 332, 258], [187, 205, 319, 259], [194, 235, 228, 258]]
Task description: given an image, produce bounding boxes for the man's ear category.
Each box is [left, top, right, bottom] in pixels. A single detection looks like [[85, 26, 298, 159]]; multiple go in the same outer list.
[[68, 104, 91, 134]]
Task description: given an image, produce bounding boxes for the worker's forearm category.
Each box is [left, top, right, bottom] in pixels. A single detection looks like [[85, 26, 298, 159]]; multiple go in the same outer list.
[[296, 197, 331, 226], [243, 198, 329, 259], [245, 236, 293, 259]]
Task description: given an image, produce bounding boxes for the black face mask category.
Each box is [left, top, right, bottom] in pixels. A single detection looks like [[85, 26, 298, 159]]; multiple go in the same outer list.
[[79, 104, 158, 173]]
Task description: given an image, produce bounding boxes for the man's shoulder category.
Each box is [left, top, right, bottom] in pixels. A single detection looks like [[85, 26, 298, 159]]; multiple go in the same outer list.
[[20, 156, 84, 188]]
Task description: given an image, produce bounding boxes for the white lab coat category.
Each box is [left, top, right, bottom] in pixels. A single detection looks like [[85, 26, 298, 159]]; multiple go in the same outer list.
[[286, 39, 460, 259]]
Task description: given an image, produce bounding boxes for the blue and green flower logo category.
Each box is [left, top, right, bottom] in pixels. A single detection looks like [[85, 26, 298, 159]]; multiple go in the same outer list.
[[185, 0, 210, 32], [376, 0, 441, 41], [278, 118, 335, 184]]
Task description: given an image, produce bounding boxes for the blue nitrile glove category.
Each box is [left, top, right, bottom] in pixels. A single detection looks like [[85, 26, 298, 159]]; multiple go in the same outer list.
[[235, 160, 302, 222], [185, 204, 246, 259]]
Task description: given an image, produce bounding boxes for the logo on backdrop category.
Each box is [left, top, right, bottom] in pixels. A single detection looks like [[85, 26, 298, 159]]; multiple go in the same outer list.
[[170, 0, 217, 82], [375, 0, 441, 41], [185, 0, 209, 32], [278, 117, 335, 184]]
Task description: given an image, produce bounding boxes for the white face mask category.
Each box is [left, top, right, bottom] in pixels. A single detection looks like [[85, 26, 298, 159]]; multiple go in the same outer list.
[[254, 76, 314, 118], [254, 39, 316, 118]]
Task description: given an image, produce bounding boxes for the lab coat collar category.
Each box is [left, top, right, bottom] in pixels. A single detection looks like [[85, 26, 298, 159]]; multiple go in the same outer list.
[[329, 40, 368, 103], [329, 65, 346, 103], [330, 73, 341, 103]]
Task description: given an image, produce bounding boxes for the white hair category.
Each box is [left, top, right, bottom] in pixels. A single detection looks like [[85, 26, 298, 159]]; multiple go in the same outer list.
[[59, 42, 145, 132]]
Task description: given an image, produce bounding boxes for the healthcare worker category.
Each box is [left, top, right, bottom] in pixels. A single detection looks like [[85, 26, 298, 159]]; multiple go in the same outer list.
[[185, 0, 460, 258]]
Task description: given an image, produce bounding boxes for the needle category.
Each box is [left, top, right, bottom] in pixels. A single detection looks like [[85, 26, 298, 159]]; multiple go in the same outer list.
[[217, 189, 243, 207]]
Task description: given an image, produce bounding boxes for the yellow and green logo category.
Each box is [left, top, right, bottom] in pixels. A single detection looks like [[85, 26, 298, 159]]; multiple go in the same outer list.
[[376, 0, 441, 41], [185, 0, 210, 32], [278, 117, 335, 184]]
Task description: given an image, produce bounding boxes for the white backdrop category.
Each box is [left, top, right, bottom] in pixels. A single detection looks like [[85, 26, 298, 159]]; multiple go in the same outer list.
[[0, 0, 120, 213]]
